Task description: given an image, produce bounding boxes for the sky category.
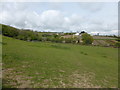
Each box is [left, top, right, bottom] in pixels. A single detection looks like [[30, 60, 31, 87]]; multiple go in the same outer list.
[[0, 1, 118, 35]]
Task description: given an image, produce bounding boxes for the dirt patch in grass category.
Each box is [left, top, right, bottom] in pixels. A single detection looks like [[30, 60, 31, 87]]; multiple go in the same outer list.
[[3, 68, 32, 88], [66, 71, 101, 88], [32, 71, 101, 88], [2, 68, 102, 88]]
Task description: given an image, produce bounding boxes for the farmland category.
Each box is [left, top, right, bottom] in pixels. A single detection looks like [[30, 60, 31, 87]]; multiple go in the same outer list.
[[92, 36, 118, 47], [2, 35, 118, 88]]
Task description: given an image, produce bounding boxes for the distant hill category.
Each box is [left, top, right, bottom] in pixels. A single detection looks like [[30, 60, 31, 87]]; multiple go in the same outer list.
[[1, 24, 120, 47], [1, 24, 40, 41]]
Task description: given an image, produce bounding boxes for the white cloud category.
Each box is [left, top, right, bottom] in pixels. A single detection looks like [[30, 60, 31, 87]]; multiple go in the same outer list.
[[0, 2, 118, 35], [78, 3, 104, 12], [0, 0, 119, 2], [40, 10, 64, 29]]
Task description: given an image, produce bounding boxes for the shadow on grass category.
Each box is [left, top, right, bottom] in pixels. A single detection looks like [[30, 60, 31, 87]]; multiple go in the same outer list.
[[80, 51, 88, 55]]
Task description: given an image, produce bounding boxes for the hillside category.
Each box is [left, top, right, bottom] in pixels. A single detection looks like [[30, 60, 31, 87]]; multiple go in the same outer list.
[[1, 24, 119, 47], [2, 36, 118, 88], [92, 36, 118, 47]]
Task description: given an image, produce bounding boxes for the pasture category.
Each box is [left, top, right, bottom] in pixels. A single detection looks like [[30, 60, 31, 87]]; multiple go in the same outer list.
[[2, 36, 118, 88]]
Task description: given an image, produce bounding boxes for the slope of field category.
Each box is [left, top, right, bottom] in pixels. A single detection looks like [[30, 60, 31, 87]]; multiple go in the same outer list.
[[92, 36, 117, 47], [93, 36, 117, 40], [2, 36, 118, 88]]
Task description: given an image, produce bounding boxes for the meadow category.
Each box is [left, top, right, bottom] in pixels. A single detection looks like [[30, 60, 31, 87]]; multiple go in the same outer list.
[[2, 35, 118, 88]]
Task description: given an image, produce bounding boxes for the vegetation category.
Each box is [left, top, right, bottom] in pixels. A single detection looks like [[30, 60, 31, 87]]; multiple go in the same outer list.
[[1, 24, 119, 48], [114, 42, 120, 48], [2, 36, 118, 88], [1, 24, 76, 43], [82, 33, 94, 45], [2, 24, 39, 41], [1, 24, 118, 88]]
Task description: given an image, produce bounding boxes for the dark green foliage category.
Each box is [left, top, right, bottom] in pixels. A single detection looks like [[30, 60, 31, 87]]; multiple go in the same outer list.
[[51, 37, 61, 43], [82, 33, 93, 45], [53, 34, 59, 38], [65, 38, 72, 43], [115, 42, 120, 48], [1, 24, 87, 44], [0, 24, 2, 34], [2, 24, 68, 43], [64, 32, 74, 35], [2, 24, 40, 41], [102, 55, 107, 58], [80, 51, 88, 55], [80, 31, 86, 34], [2, 24, 19, 38], [116, 37, 120, 42]]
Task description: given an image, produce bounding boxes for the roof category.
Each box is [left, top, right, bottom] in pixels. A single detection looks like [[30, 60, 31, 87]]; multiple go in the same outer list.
[[61, 35, 73, 38], [74, 33, 80, 36]]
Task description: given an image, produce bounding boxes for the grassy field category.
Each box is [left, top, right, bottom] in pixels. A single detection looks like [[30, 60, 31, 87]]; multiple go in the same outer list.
[[2, 35, 118, 88]]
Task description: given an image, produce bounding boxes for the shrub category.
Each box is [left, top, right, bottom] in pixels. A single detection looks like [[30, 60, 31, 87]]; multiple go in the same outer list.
[[82, 33, 93, 45], [115, 42, 120, 48], [65, 38, 73, 43]]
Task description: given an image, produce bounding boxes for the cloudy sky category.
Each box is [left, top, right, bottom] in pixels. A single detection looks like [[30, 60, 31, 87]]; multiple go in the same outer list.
[[0, 2, 118, 35]]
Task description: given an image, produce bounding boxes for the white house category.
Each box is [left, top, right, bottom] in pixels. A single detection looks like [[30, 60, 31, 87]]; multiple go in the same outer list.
[[73, 31, 86, 43], [74, 33, 80, 36]]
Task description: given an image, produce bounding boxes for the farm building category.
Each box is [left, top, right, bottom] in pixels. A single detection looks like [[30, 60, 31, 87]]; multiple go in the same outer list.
[[61, 35, 74, 38], [74, 31, 86, 43]]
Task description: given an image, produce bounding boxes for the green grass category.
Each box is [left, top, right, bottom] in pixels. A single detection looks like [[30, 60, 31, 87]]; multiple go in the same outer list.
[[2, 36, 118, 88]]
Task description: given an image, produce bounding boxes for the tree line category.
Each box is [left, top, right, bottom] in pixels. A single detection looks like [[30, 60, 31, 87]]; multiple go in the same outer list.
[[2, 24, 39, 41], [1, 24, 102, 45], [1, 24, 80, 43]]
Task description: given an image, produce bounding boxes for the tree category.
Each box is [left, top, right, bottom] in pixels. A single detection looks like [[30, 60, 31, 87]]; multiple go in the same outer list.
[[2, 24, 19, 38], [82, 33, 93, 45], [65, 38, 73, 43], [115, 42, 120, 48]]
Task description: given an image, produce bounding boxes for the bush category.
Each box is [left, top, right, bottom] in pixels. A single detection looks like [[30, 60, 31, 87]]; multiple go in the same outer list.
[[115, 42, 120, 48], [65, 38, 73, 43], [82, 33, 93, 45]]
